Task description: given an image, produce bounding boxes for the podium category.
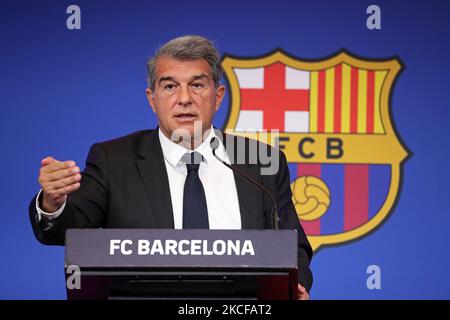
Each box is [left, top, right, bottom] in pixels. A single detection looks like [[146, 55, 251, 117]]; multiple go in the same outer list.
[[65, 229, 299, 300]]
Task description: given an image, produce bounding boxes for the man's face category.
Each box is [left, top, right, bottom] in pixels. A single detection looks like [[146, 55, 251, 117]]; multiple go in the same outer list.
[[146, 57, 225, 143]]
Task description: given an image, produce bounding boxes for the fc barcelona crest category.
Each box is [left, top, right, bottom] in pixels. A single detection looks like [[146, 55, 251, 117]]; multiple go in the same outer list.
[[221, 50, 409, 251]]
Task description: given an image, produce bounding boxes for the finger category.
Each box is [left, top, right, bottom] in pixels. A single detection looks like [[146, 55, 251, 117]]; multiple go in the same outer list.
[[47, 182, 81, 199], [46, 166, 80, 182], [44, 160, 76, 174], [299, 291, 310, 300], [46, 173, 81, 191], [297, 285, 310, 300], [41, 156, 56, 166], [298, 284, 306, 293]]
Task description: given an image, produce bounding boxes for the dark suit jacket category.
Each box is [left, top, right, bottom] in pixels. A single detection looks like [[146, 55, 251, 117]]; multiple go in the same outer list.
[[29, 129, 313, 290]]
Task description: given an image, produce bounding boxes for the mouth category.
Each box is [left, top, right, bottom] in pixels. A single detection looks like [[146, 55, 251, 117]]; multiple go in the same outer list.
[[174, 113, 199, 122]]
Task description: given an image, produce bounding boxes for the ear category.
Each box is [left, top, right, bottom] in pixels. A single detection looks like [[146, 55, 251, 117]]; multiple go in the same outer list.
[[145, 88, 157, 113], [214, 85, 225, 111]]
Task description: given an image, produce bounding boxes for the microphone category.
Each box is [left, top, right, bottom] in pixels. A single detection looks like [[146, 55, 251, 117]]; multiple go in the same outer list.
[[210, 137, 280, 230]]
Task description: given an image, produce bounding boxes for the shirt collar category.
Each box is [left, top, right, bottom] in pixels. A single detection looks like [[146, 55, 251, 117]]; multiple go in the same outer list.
[[158, 126, 225, 169]]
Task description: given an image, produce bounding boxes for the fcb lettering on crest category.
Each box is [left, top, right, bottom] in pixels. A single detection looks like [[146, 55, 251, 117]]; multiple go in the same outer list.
[[221, 50, 409, 251]]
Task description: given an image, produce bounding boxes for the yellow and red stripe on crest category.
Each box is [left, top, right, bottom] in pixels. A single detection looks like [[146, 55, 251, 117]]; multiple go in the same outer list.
[[310, 64, 387, 134]]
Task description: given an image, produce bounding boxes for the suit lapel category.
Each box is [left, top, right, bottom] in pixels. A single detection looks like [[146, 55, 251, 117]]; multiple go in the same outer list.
[[221, 131, 262, 229], [136, 130, 174, 228]]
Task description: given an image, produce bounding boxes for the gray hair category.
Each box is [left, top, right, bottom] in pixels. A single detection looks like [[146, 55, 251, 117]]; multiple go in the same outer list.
[[146, 35, 223, 90]]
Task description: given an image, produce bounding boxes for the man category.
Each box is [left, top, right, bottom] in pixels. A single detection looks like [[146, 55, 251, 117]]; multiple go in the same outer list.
[[29, 35, 313, 299]]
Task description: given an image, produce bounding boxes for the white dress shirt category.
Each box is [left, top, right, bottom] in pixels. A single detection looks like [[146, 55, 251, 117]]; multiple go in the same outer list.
[[36, 127, 242, 230], [158, 128, 241, 229]]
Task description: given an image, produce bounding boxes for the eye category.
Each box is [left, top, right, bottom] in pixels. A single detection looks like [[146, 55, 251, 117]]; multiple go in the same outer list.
[[191, 82, 205, 89], [164, 83, 177, 91]]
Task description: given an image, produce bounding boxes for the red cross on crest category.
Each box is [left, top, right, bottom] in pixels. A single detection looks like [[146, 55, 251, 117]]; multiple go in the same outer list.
[[240, 63, 309, 130]]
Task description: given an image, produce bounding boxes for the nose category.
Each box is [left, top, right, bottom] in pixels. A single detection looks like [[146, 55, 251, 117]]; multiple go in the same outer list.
[[177, 85, 193, 107]]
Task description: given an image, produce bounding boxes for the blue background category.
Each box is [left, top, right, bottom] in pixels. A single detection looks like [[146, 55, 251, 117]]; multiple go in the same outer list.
[[1, 0, 449, 299]]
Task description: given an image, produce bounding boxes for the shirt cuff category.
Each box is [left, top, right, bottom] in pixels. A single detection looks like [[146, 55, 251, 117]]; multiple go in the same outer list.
[[35, 189, 67, 222]]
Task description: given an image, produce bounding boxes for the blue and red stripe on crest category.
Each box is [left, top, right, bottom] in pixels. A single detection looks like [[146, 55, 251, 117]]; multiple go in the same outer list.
[[288, 163, 391, 236]]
